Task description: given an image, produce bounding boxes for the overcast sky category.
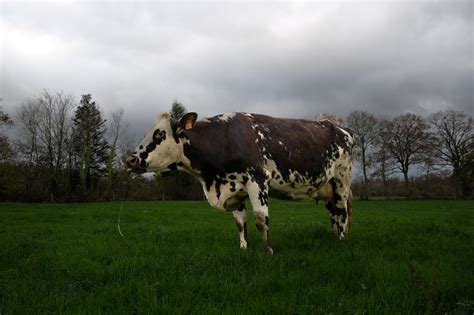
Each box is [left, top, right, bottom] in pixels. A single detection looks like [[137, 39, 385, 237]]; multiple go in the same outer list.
[[1, 0, 472, 135]]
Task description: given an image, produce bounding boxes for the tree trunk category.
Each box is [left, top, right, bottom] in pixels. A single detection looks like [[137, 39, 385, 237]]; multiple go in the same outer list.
[[381, 169, 388, 199], [361, 150, 369, 200], [403, 171, 409, 198], [80, 139, 91, 191], [107, 142, 116, 190]]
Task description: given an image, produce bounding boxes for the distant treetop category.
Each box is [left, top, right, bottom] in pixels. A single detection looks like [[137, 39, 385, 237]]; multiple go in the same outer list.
[[170, 100, 187, 120]]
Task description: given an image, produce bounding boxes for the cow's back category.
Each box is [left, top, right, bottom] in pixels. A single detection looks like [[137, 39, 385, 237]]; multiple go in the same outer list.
[[250, 114, 350, 179]]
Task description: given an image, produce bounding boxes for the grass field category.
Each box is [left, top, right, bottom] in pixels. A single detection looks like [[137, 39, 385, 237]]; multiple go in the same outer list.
[[0, 199, 473, 314]]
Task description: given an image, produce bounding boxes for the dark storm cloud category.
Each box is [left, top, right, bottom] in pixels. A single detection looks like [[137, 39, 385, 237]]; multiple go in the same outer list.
[[1, 1, 472, 136]]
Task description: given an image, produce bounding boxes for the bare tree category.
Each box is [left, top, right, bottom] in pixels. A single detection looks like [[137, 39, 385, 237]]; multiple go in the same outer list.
[[346, 110, 378, 199], [17, 100, 42, 165], [35, 90, 75, 198], [314, 112, 345, 126], [35, 91, 75, 169], [372, 119, 397, 198], [382, 113, 433, 197], [17, 100, 43, 198], [107, 107, 129, 188], [37, 91, 56, 169], [52, 92, 74, 171], [429, 110, 473, 197], [118, 129, 137, 161]]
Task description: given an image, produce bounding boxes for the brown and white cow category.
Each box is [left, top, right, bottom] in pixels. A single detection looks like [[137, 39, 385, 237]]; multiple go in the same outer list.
[[127, 112, 354, 254]]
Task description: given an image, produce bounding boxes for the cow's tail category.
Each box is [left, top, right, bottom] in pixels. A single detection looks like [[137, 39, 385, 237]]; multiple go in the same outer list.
[[343, 127, 356, 158]]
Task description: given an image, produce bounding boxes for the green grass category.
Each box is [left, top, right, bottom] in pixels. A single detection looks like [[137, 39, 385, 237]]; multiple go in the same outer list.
[[0, 199, 473, 314]]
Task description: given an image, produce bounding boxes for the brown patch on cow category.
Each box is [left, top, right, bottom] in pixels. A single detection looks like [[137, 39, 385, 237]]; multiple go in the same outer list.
[[223, 192, 247, 211], [320, 181, 334, 202]]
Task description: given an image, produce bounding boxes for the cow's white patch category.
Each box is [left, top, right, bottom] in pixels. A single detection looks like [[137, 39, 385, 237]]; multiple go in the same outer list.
[[135, 113, 184, 171], [146, 137, 182, 170], [243, 113, 253, 117], [265, 159, 322, 199], [218, 112, 236, 122], [233, 209, 248, 249], [264, 143, 353, 202], [200, 172, 248, 211], [337, 127, 352, 140], [257, 131, 265, 140]]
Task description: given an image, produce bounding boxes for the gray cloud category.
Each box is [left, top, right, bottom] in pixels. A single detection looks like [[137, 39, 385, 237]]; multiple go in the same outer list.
[[1, 1, 472, 137]]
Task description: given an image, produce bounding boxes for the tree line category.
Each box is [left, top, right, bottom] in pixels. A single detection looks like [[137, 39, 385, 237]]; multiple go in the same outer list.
[[344, 110, 473, 199], [0, 91, 472, 202], [0, 92, 203, 202]]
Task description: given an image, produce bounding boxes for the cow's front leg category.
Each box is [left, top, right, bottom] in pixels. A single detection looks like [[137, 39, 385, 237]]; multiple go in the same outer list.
[[247, 181, 273, 255], [232, 204, 248, 249]]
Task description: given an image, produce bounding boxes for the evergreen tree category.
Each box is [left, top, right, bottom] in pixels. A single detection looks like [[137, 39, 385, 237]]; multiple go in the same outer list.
[[0, 107, 13, 126], [0, 106, 13, 161], [170, 100, 187, 120], [72, 94, 108, 189]]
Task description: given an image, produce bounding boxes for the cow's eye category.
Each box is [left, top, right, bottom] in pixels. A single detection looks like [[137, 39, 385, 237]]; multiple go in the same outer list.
[[153, 129, 166, 143], [153, 129, 161, 140]]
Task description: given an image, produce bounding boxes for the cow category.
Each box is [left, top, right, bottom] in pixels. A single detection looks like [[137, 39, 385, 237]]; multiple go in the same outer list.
[[127, 112, 354, 254]]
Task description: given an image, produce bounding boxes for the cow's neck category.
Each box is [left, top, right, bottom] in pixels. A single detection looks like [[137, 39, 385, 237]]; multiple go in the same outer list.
[[175, 136, 203, 180]]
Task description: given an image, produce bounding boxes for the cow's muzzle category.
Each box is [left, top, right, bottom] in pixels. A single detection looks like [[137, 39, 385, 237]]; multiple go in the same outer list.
[[126, 154, 146, 173]]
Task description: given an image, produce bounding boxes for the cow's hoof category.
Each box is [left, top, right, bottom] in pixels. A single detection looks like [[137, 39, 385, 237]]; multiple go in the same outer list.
[[266, 247, 274, 255], [240, 242, 248, 250], [338, 231, 346, 240]]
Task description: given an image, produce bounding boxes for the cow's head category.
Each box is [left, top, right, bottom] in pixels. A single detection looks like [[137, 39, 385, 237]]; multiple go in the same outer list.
[[127, 112, 197, 172]]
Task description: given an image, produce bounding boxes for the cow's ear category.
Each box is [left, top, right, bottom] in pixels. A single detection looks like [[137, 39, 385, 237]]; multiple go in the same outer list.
[[160, 112, 171, 120], [179, 112, 198, 130]]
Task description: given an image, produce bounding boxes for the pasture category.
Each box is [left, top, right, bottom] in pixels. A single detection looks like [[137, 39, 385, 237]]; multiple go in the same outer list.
[[0, 199, 473, 314]]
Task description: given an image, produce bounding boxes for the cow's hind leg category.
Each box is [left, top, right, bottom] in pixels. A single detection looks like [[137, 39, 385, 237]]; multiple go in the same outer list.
[[247, 180, 273, 254], [232, 204, 248, 249], [326, 173, 352, 240]]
